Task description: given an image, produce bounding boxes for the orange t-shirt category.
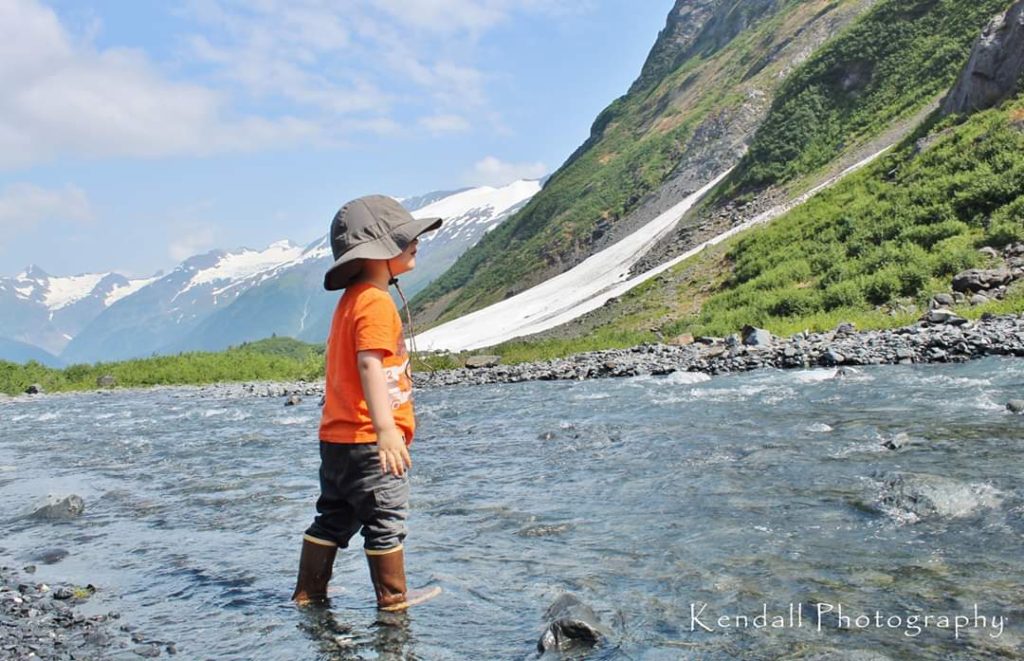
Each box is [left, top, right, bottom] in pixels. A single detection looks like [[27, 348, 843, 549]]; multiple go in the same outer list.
[[319, 282, 415, 445]]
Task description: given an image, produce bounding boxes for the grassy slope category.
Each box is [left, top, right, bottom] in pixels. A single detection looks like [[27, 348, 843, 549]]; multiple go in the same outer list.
[[459, 0, 1020, 363], [410, 0, 871, 325], [714, 0, 1013, 200], [0, 337, 326, 396], [478, 95, 1024, 364]]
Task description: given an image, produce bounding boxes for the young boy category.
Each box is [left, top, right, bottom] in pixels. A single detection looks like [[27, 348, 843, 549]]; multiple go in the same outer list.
[[292, 194, 442, 610]]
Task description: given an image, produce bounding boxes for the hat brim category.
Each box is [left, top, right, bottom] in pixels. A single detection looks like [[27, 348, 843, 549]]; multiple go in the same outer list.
[[323, 215, 443, 291]]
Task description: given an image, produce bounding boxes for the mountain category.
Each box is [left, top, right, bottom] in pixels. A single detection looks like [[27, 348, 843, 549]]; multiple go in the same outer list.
[[167, 179, 542, 354], [410, 0, 882, 325], [0, 336, 63, 367], [416, 0, 1024, 352], [60, 241, 303, 363], [24, 181, 541, 363], [0, 266, 158, 356]]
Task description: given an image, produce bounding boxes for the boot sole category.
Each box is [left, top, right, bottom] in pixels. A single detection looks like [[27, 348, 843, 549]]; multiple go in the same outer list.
[[380, 586, 443, 611]]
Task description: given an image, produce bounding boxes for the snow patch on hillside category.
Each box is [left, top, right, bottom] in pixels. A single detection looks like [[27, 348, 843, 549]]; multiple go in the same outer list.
[[414, 172, 729, 352], [105, 275, 161, 307], [416, 146, 893, 352]]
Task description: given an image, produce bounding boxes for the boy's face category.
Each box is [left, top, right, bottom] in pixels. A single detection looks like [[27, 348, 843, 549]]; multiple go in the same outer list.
[[387, 237, 418, 276]]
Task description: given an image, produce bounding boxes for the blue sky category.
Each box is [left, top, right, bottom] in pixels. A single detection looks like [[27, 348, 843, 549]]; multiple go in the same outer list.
[[0, 0, 672, 278]]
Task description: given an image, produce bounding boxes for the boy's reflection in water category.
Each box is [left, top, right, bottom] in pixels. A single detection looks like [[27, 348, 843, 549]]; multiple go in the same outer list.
[[296, 601, 413, 659]]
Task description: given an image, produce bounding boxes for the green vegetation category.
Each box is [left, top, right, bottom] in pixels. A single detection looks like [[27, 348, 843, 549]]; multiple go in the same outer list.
[[490, 94, 1024, 363], [682, 97, 1024, 337], [412, 0, 873, 323], [1, 337, 326, 396], [718, 0, 1011, 198]]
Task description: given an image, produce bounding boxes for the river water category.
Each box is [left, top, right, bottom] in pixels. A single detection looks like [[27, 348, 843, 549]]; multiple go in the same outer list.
[[1, 357, 1022, 660]]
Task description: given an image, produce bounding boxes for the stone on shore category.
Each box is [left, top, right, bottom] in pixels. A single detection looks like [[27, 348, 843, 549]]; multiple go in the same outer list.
[[952, 268, 1013, 293], [920, 308, 967, 325], [741, 325, 773, 346], [96, 374, 117, 388], [465, 355, 501, 369]]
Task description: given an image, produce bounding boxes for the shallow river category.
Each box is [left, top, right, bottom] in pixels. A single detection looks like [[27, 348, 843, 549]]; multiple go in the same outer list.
[[1, 357, 1023, 659]]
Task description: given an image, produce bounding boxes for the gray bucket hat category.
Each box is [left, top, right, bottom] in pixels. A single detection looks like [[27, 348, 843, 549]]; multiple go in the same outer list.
[[324, 195, 442, 291]]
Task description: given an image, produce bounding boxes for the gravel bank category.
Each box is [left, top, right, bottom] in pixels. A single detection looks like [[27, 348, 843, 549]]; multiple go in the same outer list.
[[158, 311, 1024, 397], [0, 565, 175, 659]]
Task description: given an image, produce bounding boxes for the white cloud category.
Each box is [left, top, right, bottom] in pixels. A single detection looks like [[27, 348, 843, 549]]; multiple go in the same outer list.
[[418, 114, 472, 134], [0, 0, 320, 169], [464, 156, 547, 186], [0, 0, 588, 170], [169, 224, 217, 262], [0, 183, 93, 239]]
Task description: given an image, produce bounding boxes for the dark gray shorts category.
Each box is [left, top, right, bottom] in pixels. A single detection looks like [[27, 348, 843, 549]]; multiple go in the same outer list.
[[303, 442, 410, 552]]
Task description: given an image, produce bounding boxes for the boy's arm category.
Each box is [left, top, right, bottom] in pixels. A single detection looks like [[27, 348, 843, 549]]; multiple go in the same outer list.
[[357, 349, 412, 477]]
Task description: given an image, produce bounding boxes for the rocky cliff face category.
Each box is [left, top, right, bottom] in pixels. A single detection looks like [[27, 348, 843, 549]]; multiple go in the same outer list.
[[630, 0, 780, 94], [942, 0, 1024, 115]]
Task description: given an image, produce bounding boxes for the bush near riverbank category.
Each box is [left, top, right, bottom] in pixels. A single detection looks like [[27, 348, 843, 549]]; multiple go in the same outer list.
[[0, 337, 325, 396]]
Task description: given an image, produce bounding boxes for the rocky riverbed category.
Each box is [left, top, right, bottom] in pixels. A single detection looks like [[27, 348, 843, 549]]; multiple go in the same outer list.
[[0, 566, 174, 660]]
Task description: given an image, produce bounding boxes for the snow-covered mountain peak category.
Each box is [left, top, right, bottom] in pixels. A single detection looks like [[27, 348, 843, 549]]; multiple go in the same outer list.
[[412, 179, 541, 224], [181, 240, 304, 292]]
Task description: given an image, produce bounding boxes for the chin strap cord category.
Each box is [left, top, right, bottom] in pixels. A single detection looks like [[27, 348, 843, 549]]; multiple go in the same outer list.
[[388, 269, 435, 385]]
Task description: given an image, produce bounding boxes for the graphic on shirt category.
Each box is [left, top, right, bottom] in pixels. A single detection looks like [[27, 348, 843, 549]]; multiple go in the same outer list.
[[384, 325, 412, 410]]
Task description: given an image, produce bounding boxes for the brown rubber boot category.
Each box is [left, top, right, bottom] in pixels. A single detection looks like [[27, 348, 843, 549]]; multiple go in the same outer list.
[[292, 535, 338, 605], [365, 546, 408, 611]]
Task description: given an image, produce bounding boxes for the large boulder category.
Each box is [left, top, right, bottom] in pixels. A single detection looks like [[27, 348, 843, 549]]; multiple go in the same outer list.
[[942, 0, 1024, 115], [464, 355, 501, 369], [877, 473, 1002, 523], [741, 325, 773, 346], [30, 494, 85, 521], [952, 268, 1013, 293], [537, 594, 611, 653], [920, 308, 967, 325]]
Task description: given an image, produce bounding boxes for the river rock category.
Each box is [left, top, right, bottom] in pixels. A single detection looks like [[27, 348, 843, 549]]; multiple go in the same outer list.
[[30, 495, 85, 521], [930, 293, 955, 309], [741, 325, 773, 346], [834, 322, 857, 337], [465, 355, 501, 369], [96, 374, 117, 388], [669, 333, 695, 346], [878, 473, 1002, 522], [952, 268, 1013, 293], [284, 394, 302, 406], [24, 384, 43, 395], [1007, 399, 1024, 413], [921, 308, 967, 325], [31, 548, 70, 565], [537, 594, 611, 653]]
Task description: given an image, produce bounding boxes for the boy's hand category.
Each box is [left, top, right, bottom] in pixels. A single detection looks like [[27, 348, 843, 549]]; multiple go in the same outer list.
[[377, 427, 411, 477]]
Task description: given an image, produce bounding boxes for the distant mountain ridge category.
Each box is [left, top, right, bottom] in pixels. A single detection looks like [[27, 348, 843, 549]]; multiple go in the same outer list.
[[0, 180, 542, 364]]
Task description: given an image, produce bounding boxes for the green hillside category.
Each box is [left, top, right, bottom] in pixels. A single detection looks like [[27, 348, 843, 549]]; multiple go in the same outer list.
[[485, 93, 1024, 363], [716, 0, 1012, 200], [411, 0, 1010, 329], [410, 0, 875, 324]]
